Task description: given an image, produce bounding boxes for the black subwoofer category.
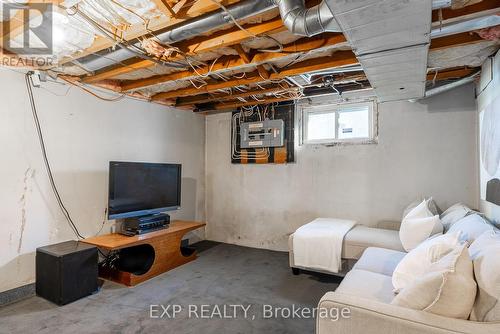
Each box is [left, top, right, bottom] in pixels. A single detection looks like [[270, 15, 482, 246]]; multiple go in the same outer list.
[[36, 240, 98, 305]]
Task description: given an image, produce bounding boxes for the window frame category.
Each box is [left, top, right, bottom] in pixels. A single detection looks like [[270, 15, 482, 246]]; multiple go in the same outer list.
[[300, 100, 377, 146]]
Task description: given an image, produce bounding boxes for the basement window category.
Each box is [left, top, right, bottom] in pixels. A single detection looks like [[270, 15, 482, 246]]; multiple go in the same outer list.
[[301, 101, 377, 145]]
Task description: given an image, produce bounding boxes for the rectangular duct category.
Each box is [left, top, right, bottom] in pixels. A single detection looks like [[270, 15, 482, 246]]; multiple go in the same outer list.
[[328, 0, 432, 102]]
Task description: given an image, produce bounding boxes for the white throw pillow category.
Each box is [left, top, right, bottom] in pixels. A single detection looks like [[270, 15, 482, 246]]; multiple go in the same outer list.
[[392, 231, 464, 292], [392, 243, 477, 319], [468, 230, 500, 322], [447, 213, 494, 243], [399, 200, 443, 252], [402, 197, 439, 221], [440, 203, 473, 232]]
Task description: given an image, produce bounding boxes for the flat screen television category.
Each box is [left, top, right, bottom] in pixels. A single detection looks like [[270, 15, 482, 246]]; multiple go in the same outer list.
[[108, 161, 181, 219]]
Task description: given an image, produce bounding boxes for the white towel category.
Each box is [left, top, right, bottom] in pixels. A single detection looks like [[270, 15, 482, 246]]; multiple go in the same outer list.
[[293, 218, 357, 273]]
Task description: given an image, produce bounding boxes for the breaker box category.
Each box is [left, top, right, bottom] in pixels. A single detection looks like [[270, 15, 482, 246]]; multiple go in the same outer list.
[[240, 119, 285, 148]]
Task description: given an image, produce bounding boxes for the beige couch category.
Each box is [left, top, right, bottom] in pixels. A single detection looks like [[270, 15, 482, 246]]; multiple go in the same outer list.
[[316, 247, 500, 334], [289, 223, 500, 333], [288, 223, 404, 274]]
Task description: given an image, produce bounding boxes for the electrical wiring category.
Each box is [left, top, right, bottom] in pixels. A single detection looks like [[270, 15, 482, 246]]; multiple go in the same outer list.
[[231, 106, 270, 160], [25, 73, 85, 240], [73, 6, 187, 69], [60, 76, 126, 101], [233, 72, 247, 79], [40, 85, 73, 97], [214, 73, 230, 81], [186, 56, 220, 78], [233, 86, 248, 92], [94, 208, 109, 237], [188, 78, 208, 89], [25, 72, 117, 264]]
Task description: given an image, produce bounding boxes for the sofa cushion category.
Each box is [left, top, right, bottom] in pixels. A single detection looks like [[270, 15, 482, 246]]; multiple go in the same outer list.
[[447, 213, 495, 243], [391, 243, 477, 319], [342, 225, 404, 260], [469, 230, 500, 322], [336, 269, 395, 304], [440, 203, 473, 232], [392, 231, 464, 292], [400, 199, 443, 252], [353, 247, 406, 276]]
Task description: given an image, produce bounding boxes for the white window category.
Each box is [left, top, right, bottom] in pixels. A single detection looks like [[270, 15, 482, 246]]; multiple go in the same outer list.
[[302, 101, 376, 145]]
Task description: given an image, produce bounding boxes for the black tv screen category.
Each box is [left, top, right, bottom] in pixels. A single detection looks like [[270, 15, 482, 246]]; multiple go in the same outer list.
[[108, 161, 181, 219]]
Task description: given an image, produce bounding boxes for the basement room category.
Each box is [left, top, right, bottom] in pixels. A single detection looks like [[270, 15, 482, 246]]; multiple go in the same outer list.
[[1, 0, 500, 333]]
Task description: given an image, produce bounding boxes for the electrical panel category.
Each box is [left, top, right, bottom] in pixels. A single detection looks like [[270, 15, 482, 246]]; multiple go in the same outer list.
[[231, 103, 294, 164], [240, 119, 284, 149]]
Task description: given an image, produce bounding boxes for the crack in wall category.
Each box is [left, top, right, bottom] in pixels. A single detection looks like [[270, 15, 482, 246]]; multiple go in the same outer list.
[[18, 168, 35, 254]]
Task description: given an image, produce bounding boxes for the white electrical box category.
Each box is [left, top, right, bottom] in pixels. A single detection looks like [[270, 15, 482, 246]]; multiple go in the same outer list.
[[240, 119, 284, 148]]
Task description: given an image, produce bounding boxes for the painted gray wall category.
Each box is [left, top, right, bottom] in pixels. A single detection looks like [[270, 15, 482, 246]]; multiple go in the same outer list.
[[0, 68, 206, 292], [205, 84, 479, 251]]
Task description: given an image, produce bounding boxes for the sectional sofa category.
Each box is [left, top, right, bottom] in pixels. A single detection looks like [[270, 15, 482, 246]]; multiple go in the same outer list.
[[289, 204, 500, 334]]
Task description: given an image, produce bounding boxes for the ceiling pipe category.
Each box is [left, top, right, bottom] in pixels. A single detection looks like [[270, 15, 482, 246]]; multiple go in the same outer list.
[[78, 0, 277, 72], [411, 72, 479, 101], [431, 14, 500, 38]]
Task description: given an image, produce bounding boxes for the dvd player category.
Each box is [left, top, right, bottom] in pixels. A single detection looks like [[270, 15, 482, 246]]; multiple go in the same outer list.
[[120, 213, 170, 236]]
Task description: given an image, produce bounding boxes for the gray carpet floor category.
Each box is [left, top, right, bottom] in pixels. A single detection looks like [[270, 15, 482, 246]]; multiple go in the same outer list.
[[0, 242, 340, 334]]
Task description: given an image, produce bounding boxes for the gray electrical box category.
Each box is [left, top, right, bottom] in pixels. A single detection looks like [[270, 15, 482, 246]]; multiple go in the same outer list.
[[240, 119, 284, 148]]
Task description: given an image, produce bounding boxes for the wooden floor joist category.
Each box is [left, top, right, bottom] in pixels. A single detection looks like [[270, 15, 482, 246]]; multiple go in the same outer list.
[[81, 17, 286, 84], [431, 0, 500, 22], [151, 51, 358, 101], [177, 71, 367, 106], [175, 85, 297, 106], [198, 96, 297, 112], [119, 33, 347, 91], [151, 0, 178, 17], [430, 32, 485, 51], [58, 0, 242, 66]]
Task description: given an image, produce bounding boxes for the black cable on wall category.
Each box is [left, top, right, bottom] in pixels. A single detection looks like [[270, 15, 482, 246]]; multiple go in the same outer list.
[[25, 72, 85, 240]]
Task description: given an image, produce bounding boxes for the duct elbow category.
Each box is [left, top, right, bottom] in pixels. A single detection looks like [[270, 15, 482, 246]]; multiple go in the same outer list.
[[274, 0, 341, 37]]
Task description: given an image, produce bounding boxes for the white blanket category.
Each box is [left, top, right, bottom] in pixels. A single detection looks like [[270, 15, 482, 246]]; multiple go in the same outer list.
[[293, 218, 357, 273]]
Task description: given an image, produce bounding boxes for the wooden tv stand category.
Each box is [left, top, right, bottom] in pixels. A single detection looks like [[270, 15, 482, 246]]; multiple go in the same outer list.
[[82, 220, 206, 286]]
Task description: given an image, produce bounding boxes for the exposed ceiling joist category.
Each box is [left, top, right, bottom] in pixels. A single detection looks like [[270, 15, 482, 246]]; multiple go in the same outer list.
[[151, 0, 179, 17], [119, 33, 347, 91], [199, 96, 295, 111], [151, 51, 358, 101], [178, 71, 368, 106], [175, 84, 297, 106], [430, 31, 485, 51], [57, 0, 242, 65], [81, 17, 286, 84], [431, 0, 500, 22], [233, 45, 251, 64], [82, 0, 497, 85]]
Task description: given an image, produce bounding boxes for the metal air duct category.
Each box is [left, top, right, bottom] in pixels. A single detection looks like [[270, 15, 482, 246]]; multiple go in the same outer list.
[[273, 0, 340, 36]]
